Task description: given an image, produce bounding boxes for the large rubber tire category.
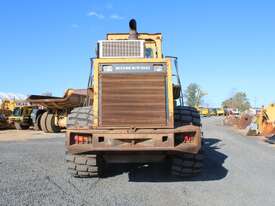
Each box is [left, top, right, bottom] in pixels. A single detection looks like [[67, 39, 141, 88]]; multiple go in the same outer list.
[[171, 150, 204, 177], [46, 113, 61, 133], [66, 154, 106, 178], [66, 107, 99, 178], [67, 107, 93, 129], [172, 106, 203, 177], [40, 112, 49, 133], [174, 106, 201, 126], [14, 122, 30, 130], [34, 113, 42, 131]]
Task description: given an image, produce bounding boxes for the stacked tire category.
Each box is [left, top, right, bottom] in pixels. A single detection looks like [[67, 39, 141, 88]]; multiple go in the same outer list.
[[171, 106, 204, 177]]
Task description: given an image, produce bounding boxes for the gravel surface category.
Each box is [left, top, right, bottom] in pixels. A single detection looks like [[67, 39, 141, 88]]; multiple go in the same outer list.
[[0, 117, 275, 206]]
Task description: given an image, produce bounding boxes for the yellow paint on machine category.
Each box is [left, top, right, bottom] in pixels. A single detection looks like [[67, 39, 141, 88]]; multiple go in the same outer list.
[[92, 58, 174, 128]]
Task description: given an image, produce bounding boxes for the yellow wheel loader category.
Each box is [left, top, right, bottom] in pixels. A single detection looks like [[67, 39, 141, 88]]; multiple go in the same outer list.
[[65, 19, 203, 178]]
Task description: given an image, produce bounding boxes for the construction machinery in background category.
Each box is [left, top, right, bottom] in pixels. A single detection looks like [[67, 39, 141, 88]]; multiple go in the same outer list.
[[223, 109, 256, 130], [0, 99, 16, 112], [209, 108, 217, 116], [258, 104, 275, 137], [0, 100, 16, 129], [8, 105, 37, 130], [216, 108, 225, 116], [27, 89, 88, 133], [0, 113, 9, 129], [65, 19, 204, 178], [197, 107, 225, 117], [199, 107, 210, 117], [223, 104, 275, 139]]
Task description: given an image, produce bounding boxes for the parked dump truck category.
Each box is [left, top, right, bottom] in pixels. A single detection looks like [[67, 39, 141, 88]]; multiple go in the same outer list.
[[65, 19, 203, 178], [27, 89, 88, 133]]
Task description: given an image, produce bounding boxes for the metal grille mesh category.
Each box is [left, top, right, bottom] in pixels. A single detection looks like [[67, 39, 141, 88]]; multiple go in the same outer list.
[[99, 40, 144, 58], [99, 73, 167, 127]]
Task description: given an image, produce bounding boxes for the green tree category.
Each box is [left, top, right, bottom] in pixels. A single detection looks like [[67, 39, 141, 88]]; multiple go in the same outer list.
[[184, 83, 207, 107], [222, 92, 251, 112]]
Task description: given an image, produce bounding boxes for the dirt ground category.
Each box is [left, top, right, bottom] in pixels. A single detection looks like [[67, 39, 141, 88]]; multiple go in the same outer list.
[[0, 129, 64, 142], [0, 117, 275, 206]]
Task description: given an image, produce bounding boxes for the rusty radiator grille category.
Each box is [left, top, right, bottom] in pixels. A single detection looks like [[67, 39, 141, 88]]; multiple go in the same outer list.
[[98, 40, 144, 58], [99, 73, 167, 127]]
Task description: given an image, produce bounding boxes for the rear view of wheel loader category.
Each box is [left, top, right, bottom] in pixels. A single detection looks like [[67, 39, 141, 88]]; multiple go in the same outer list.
[[65, 19, 203, 178]]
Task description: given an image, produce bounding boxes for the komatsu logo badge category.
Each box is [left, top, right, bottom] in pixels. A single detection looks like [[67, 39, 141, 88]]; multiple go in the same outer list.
[[102, 64, 165, 73], [115, 65, 150, 72]]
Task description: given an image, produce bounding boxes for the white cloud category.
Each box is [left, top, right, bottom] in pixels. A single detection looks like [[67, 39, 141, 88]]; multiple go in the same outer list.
[[71, 24, 79, 28], [87, 11, 105, 19], [110, 14, 124, 20]]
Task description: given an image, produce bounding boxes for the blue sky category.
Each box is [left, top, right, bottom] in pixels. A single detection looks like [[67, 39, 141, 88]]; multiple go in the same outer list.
[[0, 0, 274, 107]]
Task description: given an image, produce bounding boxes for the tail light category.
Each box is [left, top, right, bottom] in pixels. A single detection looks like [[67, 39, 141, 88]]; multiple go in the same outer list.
[[70, 133, 92, 144], [183, 135, 193, 143], [174, 132, 195, 146]]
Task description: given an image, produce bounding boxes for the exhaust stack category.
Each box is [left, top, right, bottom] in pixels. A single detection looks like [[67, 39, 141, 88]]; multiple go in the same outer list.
[[128, 19, 138, 40]]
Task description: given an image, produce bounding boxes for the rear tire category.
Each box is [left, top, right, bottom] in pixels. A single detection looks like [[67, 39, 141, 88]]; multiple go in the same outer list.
[[66, 154, 106, 178], [34, 113, 42, 131], [67, 107, 93, 129], [171, 150, 204, 177], [174, 106, 201, 126], [40, 112, 49, 133], [46, 113, 61, 133], [96, 155, 107, 178], [14, 122, 30, 130], [66, 107, 96, 178], [172, 106, 203, 177]]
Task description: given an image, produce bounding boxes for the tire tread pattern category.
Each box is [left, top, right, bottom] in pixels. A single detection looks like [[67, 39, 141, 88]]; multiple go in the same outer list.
[[67, 107, 93, 129], [172, 106, 203, 177], [46, 113, 61, 133], [66, 154, 103, 178], [171, 150, 204, 177], [174, 106, 201, 126], [40, 112, 48, 133]]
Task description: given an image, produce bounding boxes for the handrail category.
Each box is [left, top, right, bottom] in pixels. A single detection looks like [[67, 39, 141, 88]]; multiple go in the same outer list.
[[165, 56, 184, 106]]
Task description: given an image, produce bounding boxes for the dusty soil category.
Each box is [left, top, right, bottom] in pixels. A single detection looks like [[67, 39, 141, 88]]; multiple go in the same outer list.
[[0, 117, 275, 206]]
